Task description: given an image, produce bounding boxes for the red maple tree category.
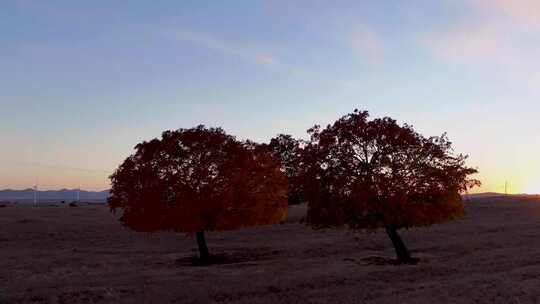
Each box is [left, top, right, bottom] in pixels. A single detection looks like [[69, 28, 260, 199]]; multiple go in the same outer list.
[[108, 126, 288, 263], [302, 110, 480, 263]]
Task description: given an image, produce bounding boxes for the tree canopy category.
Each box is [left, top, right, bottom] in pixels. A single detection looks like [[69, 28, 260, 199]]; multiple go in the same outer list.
[[267, 134, 305, 204], [108, 125, 288, 234], [301, 110, 480, 263]]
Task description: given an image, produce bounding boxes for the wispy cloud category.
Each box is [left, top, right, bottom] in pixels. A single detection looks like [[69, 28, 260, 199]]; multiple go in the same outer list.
[[422, 0, 540, 70], [163, 29, 279, 67], [160, 28, 313, 79], [423, 26, 512, 64], [473, 0, 540, 27], [349, 26, 385, 64], [420, 0, 540, 100]]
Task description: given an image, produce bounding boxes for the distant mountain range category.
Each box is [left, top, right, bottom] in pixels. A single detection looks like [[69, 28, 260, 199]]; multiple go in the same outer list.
[[0, 190, 534, 203], [464, 192, 538, 198], [0, 188, 109, 201], [463, 192, 505, 198]]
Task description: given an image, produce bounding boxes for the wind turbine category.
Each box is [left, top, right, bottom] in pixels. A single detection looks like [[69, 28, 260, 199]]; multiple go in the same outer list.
[[33, 177, 38, 207]]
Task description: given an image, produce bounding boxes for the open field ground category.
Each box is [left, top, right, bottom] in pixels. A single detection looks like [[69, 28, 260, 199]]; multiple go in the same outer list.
[[2, 196, 540, 303]]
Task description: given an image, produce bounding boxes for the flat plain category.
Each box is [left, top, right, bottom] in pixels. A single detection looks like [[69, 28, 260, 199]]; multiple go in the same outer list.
[[2, 196, 540, 303]]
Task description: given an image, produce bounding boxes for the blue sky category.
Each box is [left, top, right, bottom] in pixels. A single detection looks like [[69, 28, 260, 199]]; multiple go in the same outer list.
[[1, 0, 540, 193]]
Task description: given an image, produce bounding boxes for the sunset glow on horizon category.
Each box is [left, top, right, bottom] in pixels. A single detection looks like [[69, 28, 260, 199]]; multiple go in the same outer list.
[[1, 0, 540, 194]]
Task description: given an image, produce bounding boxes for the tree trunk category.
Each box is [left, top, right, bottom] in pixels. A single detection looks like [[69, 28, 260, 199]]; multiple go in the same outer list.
[[385, 225, 415, 264], [196, 230, 210, 262]]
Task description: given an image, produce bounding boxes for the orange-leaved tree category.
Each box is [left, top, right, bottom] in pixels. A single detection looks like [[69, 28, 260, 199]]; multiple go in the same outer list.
[[302, 110, 480, 264], [108, 126, 288, 263]]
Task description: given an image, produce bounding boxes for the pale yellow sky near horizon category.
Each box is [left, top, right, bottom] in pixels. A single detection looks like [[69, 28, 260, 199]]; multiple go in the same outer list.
[[1, 154, 539, 194]]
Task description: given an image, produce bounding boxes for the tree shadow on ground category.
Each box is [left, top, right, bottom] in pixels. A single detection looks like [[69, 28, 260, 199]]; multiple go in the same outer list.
[[175, 248, 282, 267], [344, 256, 420, 266]]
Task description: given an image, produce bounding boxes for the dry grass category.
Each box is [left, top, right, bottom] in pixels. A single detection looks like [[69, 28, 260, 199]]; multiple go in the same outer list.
[[2, 197, 540, 303]]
